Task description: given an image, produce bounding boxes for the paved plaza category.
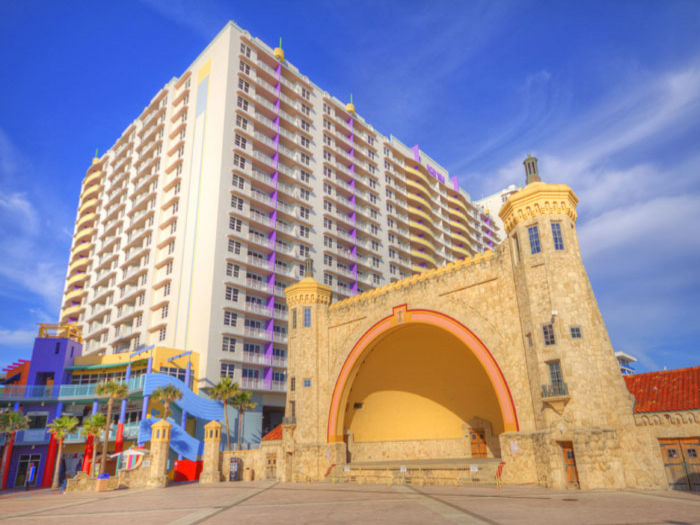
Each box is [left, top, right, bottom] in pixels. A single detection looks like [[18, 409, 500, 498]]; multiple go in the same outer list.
[[0, 482, 699, 524]]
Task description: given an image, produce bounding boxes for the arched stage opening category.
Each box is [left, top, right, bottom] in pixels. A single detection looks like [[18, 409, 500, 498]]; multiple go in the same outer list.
[[327, 308, 518, 463]]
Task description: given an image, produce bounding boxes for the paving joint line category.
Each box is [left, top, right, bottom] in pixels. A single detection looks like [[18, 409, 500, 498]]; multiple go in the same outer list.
[[174, 481, 278, 525], [402, 485, 500, 525]]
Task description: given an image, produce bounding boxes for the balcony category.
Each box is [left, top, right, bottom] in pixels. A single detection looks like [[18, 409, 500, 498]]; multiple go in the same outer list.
[[542, 382, 569, 398], [541, 381, 570, 414]]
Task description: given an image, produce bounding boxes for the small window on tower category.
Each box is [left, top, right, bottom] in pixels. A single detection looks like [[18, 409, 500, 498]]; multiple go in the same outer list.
[[304, 307, 311, 327], [570, 326, 582, 339], [292, 309, 297, 329]]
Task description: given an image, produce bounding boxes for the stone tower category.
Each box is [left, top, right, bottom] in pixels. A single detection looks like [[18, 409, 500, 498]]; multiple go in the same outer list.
[[498, 157, 662, 488], [200, 420, 222, 483], [284, 275, 343, 479], [148, 419, 171, 488]]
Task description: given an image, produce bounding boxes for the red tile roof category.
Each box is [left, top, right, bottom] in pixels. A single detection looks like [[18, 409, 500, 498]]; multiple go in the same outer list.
[[624, 366, 700, 413], [262, 423, 283, 441]]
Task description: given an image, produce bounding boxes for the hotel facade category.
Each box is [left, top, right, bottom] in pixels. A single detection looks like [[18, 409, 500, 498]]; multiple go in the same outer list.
[[59, 22, 497, 431]]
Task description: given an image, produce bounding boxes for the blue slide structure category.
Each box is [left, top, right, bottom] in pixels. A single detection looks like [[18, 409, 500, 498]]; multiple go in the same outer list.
[[137, 373, 225, 461]]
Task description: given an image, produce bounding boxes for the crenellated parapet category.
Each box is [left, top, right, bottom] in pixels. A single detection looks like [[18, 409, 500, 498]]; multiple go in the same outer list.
[[499, 182, 578, 234], [285, 277, 333, 307]]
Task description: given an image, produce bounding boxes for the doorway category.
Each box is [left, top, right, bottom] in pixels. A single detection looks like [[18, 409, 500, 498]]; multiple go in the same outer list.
[[659, 438, 700, 491], [470, 429, 487, 458], [14, 454, 41, 488], [560, 441, 579, 488]]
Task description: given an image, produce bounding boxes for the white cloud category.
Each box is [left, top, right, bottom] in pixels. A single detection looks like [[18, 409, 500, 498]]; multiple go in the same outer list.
[[0, 328, 35, 347], [0, 129, 69, 316], [459, 61, 700, 372]]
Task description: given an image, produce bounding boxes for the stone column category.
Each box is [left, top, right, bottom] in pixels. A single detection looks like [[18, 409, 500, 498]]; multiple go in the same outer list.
[[200, 420, 222, 484], [148, 419, 171, 488]]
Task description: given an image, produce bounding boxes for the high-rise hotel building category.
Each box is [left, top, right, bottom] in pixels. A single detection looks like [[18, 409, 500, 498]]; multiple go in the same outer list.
[[59, 21, 497, 429]]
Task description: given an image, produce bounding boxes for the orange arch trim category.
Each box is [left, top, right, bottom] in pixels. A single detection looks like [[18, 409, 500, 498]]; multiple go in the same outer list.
[[327, 305, 519, 442]]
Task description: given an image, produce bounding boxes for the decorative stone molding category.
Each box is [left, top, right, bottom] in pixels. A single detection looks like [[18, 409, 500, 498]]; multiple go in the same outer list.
[[634, 410, 700, 427], [329, 249, 496, 311], [285, 277, 332, 307], [498, 182, 579, 234]]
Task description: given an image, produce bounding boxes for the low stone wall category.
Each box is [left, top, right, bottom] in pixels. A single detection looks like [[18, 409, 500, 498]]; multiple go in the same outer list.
[[65, 471, 119, 492], [220, 449, 267, 481], [349, 438, 471, 462]]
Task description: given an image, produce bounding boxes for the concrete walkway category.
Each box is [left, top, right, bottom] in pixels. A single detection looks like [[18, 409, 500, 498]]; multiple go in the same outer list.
[[0, 481, 698, 524]]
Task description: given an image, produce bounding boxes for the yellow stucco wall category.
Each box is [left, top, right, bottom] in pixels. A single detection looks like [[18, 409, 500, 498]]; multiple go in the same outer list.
[[71, 347, 201, 393], [345, 324, 503, 442]]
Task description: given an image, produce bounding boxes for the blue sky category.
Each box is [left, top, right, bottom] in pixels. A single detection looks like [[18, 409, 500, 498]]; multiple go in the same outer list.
[[1, 0, 699, 373]]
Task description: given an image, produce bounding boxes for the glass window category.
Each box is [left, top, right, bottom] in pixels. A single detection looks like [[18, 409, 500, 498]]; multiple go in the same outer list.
[[551, 222, 564, 250], [543, 324, 556, 345], [303, 378, 311, 387], [292, 309, 297, 329], [570, 326, 582, 339], [220, 363, 235, 378], [548, 361, 563, 385], [528, 225, 541, 254], [304, 307, 311, 327]]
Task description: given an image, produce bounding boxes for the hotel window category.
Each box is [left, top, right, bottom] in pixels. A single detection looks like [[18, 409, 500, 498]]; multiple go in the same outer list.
[[231, 195, 243, 210], [236, 96, 249, 112], [324, 254, 333, 266], [570, 326, 582, 339], [299, 189, 310, 201], [300, 153, 310, 166], [237, 78, 250, 94], [323, 217, 332, 229], [236, 114, 248, 130], [229, 217, 242, 232], [542, 323, 556, 346], [234, 134, 247, 149], [323, 150, 332, 161], [224, 311, 238, 326], [324, 236, 333, 247], [323, 200, 332, 211], [168, 241, 175, 254], [164, 283, 171, 296], [299, 226, 309, 238], [300, 135, 311, 148], [300, 119, 310, 132], [220, 362, 235, 378], [551, 222, 564, 250], [233, 154, 246, 169], [225, 286, 238, 302], [232, 174, 245, 189], [298, 244, 309, 258], [228, 239, 241, 254], [239, 62, 250, 75], [166, 261, 173, 274], [159, 328, 166, 342], [299, 206, 310, 219], [240, 43, 251, 58], [301, 87, 311, 100], [528, 225, 541, 254], [161, 305, 168, 319], [300, 104, 310, 116], [222, 336, 236, 352], [324, 273, 333, 286], [323, 183, 332, 195]]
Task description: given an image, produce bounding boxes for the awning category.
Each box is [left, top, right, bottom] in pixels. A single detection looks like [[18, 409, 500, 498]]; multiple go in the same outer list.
[[65, 358, 147, 371]]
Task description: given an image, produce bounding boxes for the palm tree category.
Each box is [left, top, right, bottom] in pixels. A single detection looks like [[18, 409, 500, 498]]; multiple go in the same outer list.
[[0, 410, 29, 489], [46, 416, 79, 489], [208, 377, 241, 450], [151, 385, 183, 420], [80, 413, 107, 477], [232, 391, 257, 450], [94, 380, 128, 477]]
